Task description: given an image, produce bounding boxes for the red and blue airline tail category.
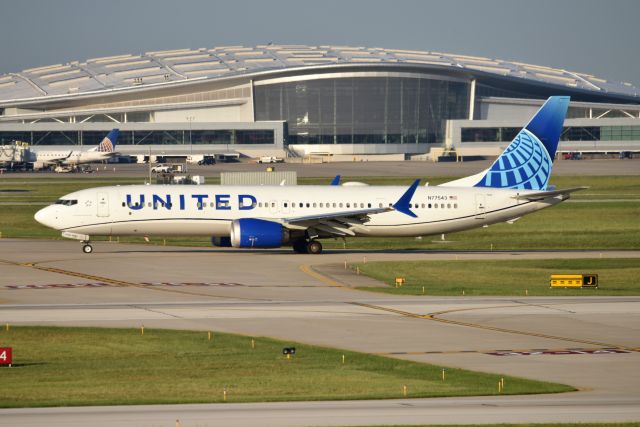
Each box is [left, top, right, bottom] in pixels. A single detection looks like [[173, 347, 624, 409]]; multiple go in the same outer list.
[[94, 129, 119, 153], [473, 96, 570, 190]]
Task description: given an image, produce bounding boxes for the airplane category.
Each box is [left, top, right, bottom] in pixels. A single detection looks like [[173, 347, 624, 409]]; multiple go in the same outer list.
[[35, 97, 585, 254], [31, 129, 120, 170]]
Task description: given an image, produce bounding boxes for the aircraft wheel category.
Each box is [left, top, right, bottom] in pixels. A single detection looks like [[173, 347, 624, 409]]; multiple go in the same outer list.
[[292, 240, 308, 254], [306, 240, 322, 255], [82, 244, 93, 254]]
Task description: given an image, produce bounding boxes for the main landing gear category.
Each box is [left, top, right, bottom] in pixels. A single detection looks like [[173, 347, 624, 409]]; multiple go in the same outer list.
[[292, 239, 323, 254]]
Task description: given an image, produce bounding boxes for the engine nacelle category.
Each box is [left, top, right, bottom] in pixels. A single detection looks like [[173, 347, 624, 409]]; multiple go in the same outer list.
[[211, 236, 232, 247], [230, 218, 289, 248]]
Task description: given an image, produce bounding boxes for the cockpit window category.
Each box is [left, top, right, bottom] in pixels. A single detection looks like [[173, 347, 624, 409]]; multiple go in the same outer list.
[[55, 199, 78, 206]]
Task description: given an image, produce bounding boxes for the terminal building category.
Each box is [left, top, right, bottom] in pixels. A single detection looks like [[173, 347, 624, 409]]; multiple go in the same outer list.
[[0, 44, 639, 159]]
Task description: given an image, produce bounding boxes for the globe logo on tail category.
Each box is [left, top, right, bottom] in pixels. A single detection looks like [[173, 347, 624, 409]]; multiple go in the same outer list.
[[476, 128, 552, 190], [96, 137, 114, 153]]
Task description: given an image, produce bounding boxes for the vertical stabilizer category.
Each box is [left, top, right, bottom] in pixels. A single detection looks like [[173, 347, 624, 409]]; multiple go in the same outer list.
[[93, 129, 119, 153], [442, 96, 569, 190]]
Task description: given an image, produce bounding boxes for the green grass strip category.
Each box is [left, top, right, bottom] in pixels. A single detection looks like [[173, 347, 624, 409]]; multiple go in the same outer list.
[[355, 259, 640, 296], [0, 326, 572, 408]]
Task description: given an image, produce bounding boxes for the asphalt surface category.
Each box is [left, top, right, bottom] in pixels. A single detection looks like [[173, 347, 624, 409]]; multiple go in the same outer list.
[[4, 157, 640, 179], [0, 240, 639, 426]]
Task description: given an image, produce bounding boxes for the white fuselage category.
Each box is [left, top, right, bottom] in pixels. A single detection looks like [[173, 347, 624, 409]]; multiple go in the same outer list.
[[33, 150, 111, 168], [35, 184, 563, 238]]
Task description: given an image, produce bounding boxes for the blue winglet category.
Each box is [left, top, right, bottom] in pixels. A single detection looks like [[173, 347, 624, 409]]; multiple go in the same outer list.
[[330, 175, 341, 186], [393, 179, 420, 218]]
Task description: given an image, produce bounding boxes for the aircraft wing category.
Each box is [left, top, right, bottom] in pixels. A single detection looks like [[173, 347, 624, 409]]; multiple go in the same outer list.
[[513, 186, 588, 201], [275, 179, 422, 237], [281, 207, 391, 236]]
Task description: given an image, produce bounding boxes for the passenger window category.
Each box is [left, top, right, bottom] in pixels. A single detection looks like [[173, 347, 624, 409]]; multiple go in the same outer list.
[[122, 202, 125, 207], [339, 203, 343, 208], [447, 203, 451, 209], [271, 202, 276, 208], [306, 203, 310, 208], [441, 203, 445, 208], [360, 203, 364, 208], [333, 203, 337, 208], [284, 202, 288, 208], [368, 203, 371, 208], [454, 203, 458, 208], [434, 204, 438, 209], [346, 203, 350, 208], [428, 203, 432, 208], [319, 203, 323, 208], [379, 203, 383, 208], [421, 203, 425, 208], [313, 203, 317, 208]]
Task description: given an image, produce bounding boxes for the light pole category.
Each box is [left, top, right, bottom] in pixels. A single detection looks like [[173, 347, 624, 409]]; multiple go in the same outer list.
[[186, 116, 195, 171]]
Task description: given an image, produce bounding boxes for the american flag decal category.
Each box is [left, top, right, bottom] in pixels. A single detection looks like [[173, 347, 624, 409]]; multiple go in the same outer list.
[[449, 195, 458, 200]]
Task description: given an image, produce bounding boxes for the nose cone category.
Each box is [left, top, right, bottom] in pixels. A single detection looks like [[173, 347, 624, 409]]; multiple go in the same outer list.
[[34, 206, 59, 229]]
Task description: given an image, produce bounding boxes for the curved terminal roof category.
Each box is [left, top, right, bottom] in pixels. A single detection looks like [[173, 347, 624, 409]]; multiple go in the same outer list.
[[1, 44, 638, 104]]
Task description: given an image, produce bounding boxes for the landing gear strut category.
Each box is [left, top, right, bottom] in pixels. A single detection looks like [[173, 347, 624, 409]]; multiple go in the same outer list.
[[82, 241, 93, 254], [292, 239, 323, 254]]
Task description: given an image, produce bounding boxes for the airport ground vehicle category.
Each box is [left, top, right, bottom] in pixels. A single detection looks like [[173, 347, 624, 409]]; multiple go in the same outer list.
[[258, 156, 284, 163], [198, 156, 216, 165], [150, 164, 174, 173]]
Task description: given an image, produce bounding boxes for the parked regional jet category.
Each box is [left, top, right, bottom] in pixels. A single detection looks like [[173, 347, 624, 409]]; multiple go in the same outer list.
[[35, 97, 584, 254], [32, 129, 119, 170]]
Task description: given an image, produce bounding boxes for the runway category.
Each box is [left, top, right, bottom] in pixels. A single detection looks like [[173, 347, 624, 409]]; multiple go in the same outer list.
[[0, 239, 639, 426]]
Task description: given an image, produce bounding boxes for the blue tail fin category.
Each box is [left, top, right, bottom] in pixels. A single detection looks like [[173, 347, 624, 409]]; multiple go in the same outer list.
[[474, 96, 569, 190], [95, 129, 119, 153]]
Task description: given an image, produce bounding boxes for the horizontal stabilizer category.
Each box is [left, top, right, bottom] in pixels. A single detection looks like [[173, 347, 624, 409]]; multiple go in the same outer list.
[[513, 186, 588, 201]]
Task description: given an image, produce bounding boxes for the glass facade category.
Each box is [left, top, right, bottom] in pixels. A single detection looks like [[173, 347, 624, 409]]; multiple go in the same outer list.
[[601, 125, 640, 141], [460, 126, 640, 143], [476, 84, 546, 100], [255, 77, 469, 144], [0, 129, 274, 146]]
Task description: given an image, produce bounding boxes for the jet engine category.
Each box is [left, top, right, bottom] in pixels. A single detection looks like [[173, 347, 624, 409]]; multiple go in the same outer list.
[[229, 218, 290, 248]]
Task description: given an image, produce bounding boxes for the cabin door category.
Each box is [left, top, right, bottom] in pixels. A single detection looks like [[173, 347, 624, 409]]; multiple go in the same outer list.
[[97, 192, 110, 217], [475, 194, 486, 219]]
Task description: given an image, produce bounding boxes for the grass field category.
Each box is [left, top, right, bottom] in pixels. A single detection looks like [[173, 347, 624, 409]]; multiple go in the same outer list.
[[0, 326, 572, 408], [366, 424, 640, 427], [354, 258, 640, 296], [0, 175, 638, 249]]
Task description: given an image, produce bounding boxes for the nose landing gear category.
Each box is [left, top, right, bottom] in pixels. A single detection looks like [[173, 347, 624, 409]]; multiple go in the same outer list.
[[81, 241, 93, 254]]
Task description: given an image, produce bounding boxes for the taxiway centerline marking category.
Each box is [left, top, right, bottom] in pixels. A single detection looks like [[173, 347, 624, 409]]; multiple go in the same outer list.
[[299, 264, 350, 290], [0, 258, 262, 301], [350, 302, 638, 352]]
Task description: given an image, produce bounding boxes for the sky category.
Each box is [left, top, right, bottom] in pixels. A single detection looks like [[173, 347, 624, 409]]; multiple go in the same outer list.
[[0, 0, 639, 86]]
